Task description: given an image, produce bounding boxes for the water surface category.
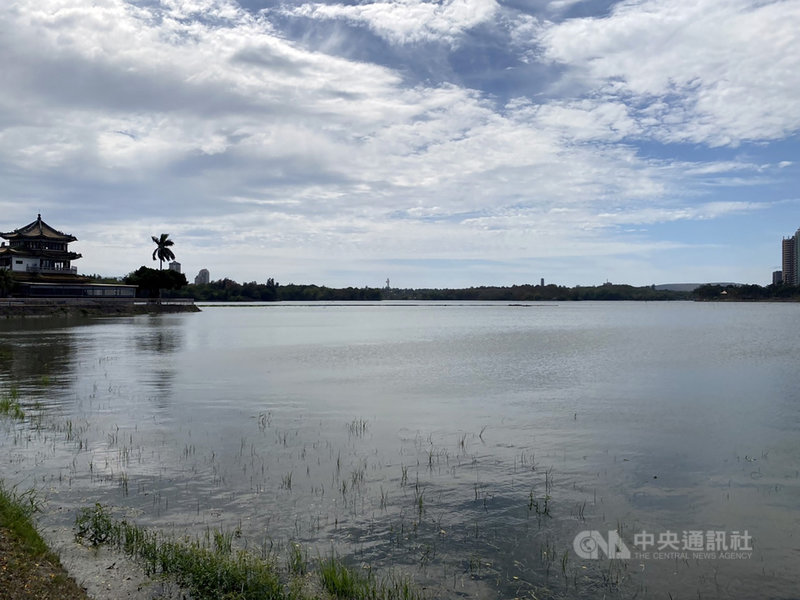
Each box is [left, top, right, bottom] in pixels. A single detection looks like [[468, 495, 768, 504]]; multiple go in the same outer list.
[[1, 301, 798, 598]]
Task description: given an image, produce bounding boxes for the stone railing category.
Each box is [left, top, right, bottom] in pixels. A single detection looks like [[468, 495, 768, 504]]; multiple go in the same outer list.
[[25, 265, 78, 275]]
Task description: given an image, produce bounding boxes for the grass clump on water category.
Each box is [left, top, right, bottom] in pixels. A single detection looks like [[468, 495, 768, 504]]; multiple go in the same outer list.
[[75, 503, 425, 600], [0, 387, 24, 419], [319, 555, 422, 600], [76, 503, 283, 599]]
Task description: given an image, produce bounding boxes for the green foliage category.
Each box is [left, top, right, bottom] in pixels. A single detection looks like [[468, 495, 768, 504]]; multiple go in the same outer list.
[[76, 504, 284, 599], [319, 555, 423, 600], [171, 278, 693, 303], [169, 278, 383, 302], [124, 266, 188, 298], [151, 233, 176, 269], [693, 283, 800, 301], [386, 283, 689, 302], [286, 542, 308, 576], [0, 386, 24, 419], [0, 481, 88, 598], [0, 483, 47, 557], [129, 274, 800, 304], [88, 273, 125, 284], [74, 503, 425, 600], [319, 556, 370, 598], [74, 502, 114, 546]]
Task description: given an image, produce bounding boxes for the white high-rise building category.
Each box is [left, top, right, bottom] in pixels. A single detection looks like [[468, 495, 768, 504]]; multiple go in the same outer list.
[[195, 268, 210, 285], [781, 229, 800, 285]]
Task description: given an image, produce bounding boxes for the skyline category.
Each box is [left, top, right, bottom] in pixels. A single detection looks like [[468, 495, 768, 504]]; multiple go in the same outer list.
[[1, 0, 799, 288]]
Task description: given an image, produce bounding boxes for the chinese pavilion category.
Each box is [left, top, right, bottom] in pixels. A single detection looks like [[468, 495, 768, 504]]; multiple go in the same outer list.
[[0, 214, 81, 276]]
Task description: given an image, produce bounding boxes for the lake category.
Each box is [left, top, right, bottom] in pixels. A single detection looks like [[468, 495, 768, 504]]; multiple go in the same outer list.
[[1, 301, 798, 598]]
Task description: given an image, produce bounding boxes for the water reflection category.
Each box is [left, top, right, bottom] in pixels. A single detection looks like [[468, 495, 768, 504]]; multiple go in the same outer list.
[[0, 318, 85, 410], [0, 315, 187, 412], [130, 316, 186, 407], [133, 317, 184, 354]]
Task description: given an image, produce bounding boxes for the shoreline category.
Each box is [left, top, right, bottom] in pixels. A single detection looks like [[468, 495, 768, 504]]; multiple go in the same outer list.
[[0, 301, 200, 318], [0, 482, 183, 600], [0, 483, 90, 600]]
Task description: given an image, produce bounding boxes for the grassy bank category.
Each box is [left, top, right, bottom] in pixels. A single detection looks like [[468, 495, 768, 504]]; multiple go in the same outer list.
[[0, 483, 89, 600]]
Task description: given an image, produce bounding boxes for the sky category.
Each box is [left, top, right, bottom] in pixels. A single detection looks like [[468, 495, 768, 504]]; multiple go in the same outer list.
[[1, 0, 799, 288]]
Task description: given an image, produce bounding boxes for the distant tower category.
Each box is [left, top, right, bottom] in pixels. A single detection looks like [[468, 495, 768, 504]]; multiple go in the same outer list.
[[168, 261, 181, 274], [782, 231, 798, 285], [385, 278, 390, 290], [195, 268, 210, 285], [773, 270, 783, 285], [540, 278, 545, 287]]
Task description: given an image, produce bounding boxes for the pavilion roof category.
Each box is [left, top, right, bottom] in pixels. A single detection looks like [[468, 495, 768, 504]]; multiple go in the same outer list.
[[0, 246, 81, 260], [0, 215, 77, 242]]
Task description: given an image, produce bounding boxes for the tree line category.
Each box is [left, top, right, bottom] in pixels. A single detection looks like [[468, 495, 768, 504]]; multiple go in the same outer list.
[[158, 280, 695, 302], [693, 283, 800, 301], [163, 280, 800, 302], [162, 278, 382, 301]]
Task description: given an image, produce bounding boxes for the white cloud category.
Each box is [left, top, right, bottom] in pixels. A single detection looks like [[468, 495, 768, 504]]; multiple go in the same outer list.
[[597, 200, 766, 225], [286, 0, 500, 45], [537, 0, 800, 146], [0, 0, 792, 286]]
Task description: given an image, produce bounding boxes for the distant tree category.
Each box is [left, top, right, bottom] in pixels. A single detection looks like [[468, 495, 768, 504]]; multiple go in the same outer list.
[[151, 233, 175, 270], [124, 266, 187, 298]]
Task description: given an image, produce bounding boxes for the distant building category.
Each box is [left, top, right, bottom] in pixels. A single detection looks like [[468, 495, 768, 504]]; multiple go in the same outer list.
[[773, 270, 783, 285], [0, 215, 135, 298], [0, 214, 81, 275], [168, 261, 181, 274], [195, 269, 210, 285], [782, 230, 799, 285]]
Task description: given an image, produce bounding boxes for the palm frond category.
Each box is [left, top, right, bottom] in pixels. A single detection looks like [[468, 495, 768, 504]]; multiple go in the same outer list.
[[151, 233, 175, 269]]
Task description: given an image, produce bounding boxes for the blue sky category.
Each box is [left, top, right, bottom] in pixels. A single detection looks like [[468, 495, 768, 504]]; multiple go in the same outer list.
[[1, 0, 799, 287]]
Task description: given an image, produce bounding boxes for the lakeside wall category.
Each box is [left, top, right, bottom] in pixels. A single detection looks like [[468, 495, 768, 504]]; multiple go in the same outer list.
[[0, 298, 200, 318]]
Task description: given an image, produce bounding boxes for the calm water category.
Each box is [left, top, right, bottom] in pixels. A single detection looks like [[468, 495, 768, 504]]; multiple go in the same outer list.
[[1, 301, 799, 598]]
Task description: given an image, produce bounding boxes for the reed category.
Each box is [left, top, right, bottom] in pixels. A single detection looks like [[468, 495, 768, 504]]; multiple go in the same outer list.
[[74, 504, 425, 600], [76, 503, 285, 599], [319, 554, 423, 600], [0, 386, 24, 419]]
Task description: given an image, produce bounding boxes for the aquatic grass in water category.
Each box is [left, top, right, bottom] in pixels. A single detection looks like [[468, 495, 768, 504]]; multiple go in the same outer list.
[[0, 386, 24, 419], [75, 503, 425, 600], [347, 418, 368, 437], [286, 542, 308, 576], [76, 503, 284, 599], [319, 555, 423, 600]]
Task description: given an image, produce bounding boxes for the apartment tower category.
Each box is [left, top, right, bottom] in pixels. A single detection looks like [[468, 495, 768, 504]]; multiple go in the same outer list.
[[782, 230, 800, 285]]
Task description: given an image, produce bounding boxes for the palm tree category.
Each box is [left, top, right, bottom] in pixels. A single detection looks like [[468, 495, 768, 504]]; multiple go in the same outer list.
[[151, 233, 175, 269]]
